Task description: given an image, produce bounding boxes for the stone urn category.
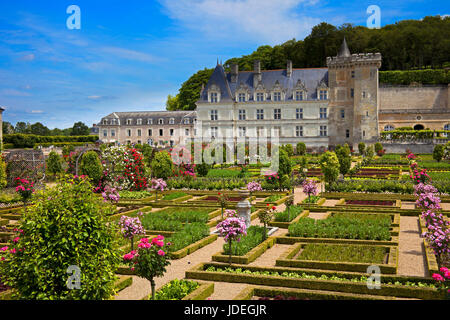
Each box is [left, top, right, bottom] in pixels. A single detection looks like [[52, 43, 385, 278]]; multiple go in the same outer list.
[[236, 189, 251, 229]]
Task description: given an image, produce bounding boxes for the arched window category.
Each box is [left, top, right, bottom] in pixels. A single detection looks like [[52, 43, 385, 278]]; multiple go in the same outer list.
[[384, 125, 395, 131], [414, 124, 424, 131]]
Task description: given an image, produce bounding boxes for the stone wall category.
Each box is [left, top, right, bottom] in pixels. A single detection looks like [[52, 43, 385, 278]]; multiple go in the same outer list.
[[379, 85, 448, 111], [382, 142, 445, 154]]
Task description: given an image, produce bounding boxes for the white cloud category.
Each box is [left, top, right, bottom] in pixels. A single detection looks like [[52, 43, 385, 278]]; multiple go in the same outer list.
[[160, 0, 321, 44], [30, 110, 44, 113], [19, 53, 35, 61]]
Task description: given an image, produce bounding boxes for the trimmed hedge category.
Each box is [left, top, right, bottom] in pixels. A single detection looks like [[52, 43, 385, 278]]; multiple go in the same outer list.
[[186, 262, 441, 300], [379, 69, 450, 85], [212, 236, 276, 264], [4, 134, 98, 148]]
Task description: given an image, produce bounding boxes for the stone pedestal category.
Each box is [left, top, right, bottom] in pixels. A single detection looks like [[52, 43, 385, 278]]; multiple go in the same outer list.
[[236, 189, 251, 229]]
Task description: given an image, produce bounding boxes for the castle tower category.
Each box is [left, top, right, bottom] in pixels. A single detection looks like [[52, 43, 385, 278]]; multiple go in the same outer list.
[[327, 38, 382, 150]]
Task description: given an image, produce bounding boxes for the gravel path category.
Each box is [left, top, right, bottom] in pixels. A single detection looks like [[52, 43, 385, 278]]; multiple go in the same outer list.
[[397, 216, 428, 277]]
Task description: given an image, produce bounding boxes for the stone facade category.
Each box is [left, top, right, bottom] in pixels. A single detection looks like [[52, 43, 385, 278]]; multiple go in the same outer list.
[[379, 85, 450, 131], [97, 111, 196, 147]]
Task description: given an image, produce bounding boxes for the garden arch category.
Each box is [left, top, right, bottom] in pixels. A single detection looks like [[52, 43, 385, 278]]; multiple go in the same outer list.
[[75, 146, 103, 176]]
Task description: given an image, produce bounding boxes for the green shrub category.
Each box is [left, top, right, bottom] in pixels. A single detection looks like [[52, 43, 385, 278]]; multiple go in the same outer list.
[[302, 195, 321, 204], [277, 149, 292, 177], [80, 151, 103, 185], [296, 142, 306, 156], [155, 279, 199, 300], [46, 151, 63, 177], [207, 168, 242, 178], [283, 144, 294, 157], [358, 142, 366, 156], [319, 152, 340, 185], [335, 144, 351, 176], [151, 151, 173, 179], [223, 226, 266, 256], [195, 162, 211, 177], [119, 190, 152, 199], [3, 134, 97, 149], [264, 194, 283, 202], [0, 176, 120, 299], [374, 143, 383, 155], [433, 145, 445, 162]]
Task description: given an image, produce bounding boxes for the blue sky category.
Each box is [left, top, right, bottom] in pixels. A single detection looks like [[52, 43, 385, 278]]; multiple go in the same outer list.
[[0, 0, 448, 129]]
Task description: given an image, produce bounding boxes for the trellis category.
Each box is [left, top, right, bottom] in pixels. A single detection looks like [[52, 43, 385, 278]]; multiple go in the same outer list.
[[3, 150, 46, 188]]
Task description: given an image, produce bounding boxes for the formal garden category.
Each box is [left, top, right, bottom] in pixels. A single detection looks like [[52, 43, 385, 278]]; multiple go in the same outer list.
[[0, 140, 449, 300]]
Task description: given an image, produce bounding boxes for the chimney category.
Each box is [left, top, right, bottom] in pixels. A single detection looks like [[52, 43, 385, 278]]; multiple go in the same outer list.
[[287, 60, 292, 77], [231, 64, 239, 83], [253, 60, 261, 84]]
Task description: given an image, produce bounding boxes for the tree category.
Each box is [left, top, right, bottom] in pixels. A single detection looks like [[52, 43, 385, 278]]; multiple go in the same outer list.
[[296, 142, 306, 155], [165, 94, 180, 111], [46, 151, 63, 178], [151, 151, 173, 179], [0, 176, 120, 299], [365, 145, 375, 160], [358, 142, 366, 156], [2, 122, 14, 135], [71, 122, 90, 136], [30, 122, 50, 136], [14, 122, 31, 134], [319, 151, 340, 186], [276, 149, 292, 177], [80, 151, 103, 185], [167, 68, 214, 111], [335, 144, 352, 176], [433, 144, 445, 162], [374, 142, 384, 156], [283, 144, 294, 157]]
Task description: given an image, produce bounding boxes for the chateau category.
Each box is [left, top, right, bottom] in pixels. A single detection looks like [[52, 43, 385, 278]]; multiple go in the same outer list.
[[98, 39, 450, 151]]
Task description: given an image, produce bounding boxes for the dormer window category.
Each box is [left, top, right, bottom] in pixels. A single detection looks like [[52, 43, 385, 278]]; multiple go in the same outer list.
[[256, 92, 265, 102], [273, 92, 281, 101], [295, 91, 305, 101], [184, 118, 190, 124], [208, 83, 221, 103], [317, 80, 328, 100], [137, 119, 142, 125], [126, 119, 132, 125], [147, 118, 153, 125], [102, 119, 108, 125], [169, 118, 175, 125], [158, 118, 164, 125], [319, 90, 328, 100], [238, 93, 246, 102]]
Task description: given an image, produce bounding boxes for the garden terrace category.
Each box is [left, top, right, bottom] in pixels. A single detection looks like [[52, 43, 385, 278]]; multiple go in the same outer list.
[[275, 242, 398, 274], [185, 262, 443, 300]]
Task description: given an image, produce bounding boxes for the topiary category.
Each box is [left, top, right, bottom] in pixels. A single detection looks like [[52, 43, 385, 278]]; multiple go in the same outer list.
[[151, 151, 174, 179], [335, 144, 351, 176], [296, 142, 306, 156], [276, 149, 292, 177], [283, 144, 294, 157], [433, 144, 445, 162], [358, 142, 366, 156], [46, 151, 63, 178], [319, 151, 340, 186], [79, 151, 103, 185], [374, 142, 383, 156], [0, 175, 120, 299]]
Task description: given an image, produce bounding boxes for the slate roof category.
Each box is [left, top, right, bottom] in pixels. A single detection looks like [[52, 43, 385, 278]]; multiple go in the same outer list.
[[199, 64, 328, 102], [99, 110, 196, 126]]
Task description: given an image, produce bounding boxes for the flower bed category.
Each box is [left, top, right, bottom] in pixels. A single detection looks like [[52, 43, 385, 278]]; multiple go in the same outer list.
[[185, 262, 441, 300], [275, 243, 398, 274], [212, 236, 276, 264], [273, 206, 304, 223], [288, 212, 393, 241], [142, 280, 214, 300]]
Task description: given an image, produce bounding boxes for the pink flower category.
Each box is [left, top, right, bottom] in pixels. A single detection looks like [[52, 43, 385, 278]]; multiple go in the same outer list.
[[156, 235, 164, 241], [432, 273, 445, 281], [0, 246, 8, 252], [13, 237, 19, 243], [157, 250, 165, 256]]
